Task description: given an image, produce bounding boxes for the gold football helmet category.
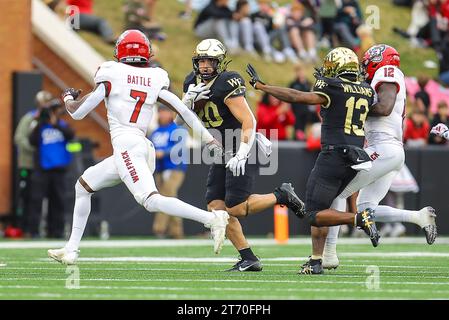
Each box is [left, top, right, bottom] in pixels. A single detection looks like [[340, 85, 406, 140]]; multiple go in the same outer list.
[[192, 39, 230, 80], [322, 47, 360, 79]]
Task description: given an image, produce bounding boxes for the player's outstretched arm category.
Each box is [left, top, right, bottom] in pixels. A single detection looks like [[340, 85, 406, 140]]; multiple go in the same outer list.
[[246, 64, 327, 105], [62, 84, 106, 120], [368, 82, 397, 117], [158, 89, 220, 147]]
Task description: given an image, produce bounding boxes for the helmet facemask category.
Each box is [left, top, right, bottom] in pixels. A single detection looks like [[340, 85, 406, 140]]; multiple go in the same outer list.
[[193, 56, 221, 81], [192, 39, 230, 81]]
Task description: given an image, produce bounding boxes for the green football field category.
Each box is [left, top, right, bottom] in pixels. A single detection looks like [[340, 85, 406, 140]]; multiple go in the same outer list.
[[1, 237, 449, 300]]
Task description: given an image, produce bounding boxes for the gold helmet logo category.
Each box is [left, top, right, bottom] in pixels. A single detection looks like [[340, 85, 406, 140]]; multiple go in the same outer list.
[[193, 39, 230, 80], [322, 47, 360, 79]]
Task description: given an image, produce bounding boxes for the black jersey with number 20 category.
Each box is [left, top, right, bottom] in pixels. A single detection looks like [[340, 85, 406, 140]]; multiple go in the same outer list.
[[183, 71, 246, 137], [312, 76, 375, 148]]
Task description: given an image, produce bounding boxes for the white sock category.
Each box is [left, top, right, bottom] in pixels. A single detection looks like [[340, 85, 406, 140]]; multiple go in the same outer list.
[[324, 226, 339, 255], [66, 181, 92, 251], [144, 194, 213, 225], [372, 205, 418, 224]]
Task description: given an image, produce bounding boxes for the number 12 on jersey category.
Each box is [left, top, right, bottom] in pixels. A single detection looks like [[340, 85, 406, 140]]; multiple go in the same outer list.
[[129, 89, 147, 123]]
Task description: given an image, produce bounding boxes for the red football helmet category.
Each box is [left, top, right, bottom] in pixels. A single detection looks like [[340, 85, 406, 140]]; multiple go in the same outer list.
[[114, 30, 152, 65], [362, 44, 400, 81]]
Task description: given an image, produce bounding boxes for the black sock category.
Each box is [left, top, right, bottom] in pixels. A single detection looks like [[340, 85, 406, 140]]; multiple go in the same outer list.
[[239, 248, 258, 261]]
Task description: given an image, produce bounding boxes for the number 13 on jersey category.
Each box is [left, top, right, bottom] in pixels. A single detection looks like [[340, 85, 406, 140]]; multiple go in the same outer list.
[[344, 97, 369, 136]]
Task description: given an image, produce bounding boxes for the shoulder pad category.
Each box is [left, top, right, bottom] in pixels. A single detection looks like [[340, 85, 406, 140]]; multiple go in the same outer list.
[[154, 67, 170, 89], [94, 61, 117, 84], [215, 71, 246, 102]]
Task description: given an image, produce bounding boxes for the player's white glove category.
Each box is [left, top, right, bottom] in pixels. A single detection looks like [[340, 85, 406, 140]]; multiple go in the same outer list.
[[182, 83, 210, 110], [431, 123, 449, 139], [226, 142, 251, 176]]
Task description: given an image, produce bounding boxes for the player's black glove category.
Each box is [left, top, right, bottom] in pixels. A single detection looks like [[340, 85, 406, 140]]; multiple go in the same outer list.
[[246, 64, 265, 89], [61, 88, 82, 102], [313, 67, 324, 78]]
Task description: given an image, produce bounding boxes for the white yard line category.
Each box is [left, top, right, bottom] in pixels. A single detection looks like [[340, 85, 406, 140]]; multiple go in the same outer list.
[[4, 266, 449, 275], [2, 285, 449, 295], [0, 237, 447, 249], [28, 252, 449, 263], [2, 277, 449, 286], [1, 292, 399, 300]]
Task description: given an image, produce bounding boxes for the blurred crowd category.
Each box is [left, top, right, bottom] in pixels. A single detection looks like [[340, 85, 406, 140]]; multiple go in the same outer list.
[[190, 0, 374, 63], [41, 0, 449, 148]]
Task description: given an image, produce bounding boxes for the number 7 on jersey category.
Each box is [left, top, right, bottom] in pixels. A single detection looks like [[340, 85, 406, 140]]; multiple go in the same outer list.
[[129, 89, 147, 123]]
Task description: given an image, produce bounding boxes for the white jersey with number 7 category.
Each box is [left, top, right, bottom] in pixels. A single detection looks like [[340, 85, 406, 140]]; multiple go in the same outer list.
[[94, 60, 170, 139]]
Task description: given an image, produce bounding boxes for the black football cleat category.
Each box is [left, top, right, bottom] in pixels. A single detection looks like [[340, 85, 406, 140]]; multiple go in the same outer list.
[[298, 257, 323, 275], [355, 208, 380, 247], [275, 183, 306, 219], [226, 258, 263, 272]]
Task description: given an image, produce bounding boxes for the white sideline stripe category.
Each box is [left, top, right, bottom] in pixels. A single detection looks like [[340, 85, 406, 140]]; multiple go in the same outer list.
[[2, 277, 449, 286], [32, 252, 449, 263], [2, 285, 449, 295], [0, 237, 447, 249]]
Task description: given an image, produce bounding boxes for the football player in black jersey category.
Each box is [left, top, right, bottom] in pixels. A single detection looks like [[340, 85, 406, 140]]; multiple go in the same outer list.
[[246, 47, 381, 274], [176, 39, 305, 272]]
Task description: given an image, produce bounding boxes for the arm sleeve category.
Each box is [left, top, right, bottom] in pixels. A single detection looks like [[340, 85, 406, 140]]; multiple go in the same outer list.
[[158, 89, 214, 144], [68, 84, 106, 120]]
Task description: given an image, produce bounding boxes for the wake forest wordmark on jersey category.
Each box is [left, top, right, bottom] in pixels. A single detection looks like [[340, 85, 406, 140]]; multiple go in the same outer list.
[[312, 75, 376, 148]]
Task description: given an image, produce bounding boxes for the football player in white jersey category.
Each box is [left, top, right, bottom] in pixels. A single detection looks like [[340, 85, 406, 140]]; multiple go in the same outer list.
[[304, 45, 438, 273], [48, 30, 229, 265]]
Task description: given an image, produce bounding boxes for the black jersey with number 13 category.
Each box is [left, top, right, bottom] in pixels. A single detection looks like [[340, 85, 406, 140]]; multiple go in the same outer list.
[[312, 76, 375, 148]]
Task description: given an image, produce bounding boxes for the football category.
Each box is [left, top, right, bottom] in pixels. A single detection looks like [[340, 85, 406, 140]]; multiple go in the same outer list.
[[193, 99, 208, 112]]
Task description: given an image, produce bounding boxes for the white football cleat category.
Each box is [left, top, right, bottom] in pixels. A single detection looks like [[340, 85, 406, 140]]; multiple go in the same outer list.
[[205, 210, 229, 254], [322, 247, 339, 270], [416, 206, 437, 244], [48, 247, 79, 265]]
